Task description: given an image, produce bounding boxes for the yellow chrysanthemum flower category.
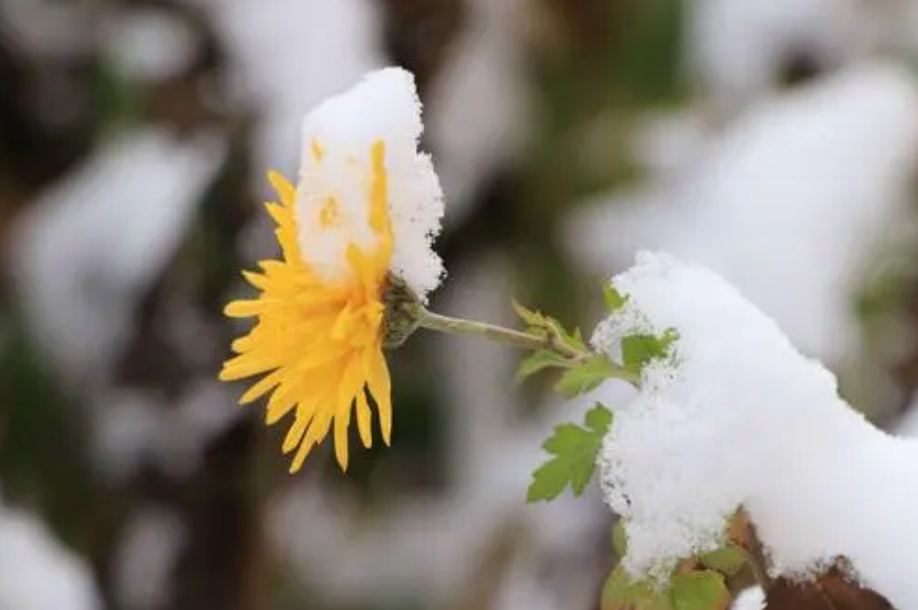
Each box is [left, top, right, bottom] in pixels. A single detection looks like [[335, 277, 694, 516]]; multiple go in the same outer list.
[[220, 68, 445, 473]]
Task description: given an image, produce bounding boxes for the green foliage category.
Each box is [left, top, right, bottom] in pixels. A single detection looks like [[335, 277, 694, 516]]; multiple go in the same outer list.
[[603, 284, 630, 313], [669, 572, 730, 610], [697, 546, 746, 576], [555, 355, 620, 398], [602, 568, 730, 610], [612, 520, 628, 557], [512, 300, 588, 353], [621, 330, 678, 376], [515, 349, 571, 383], [527, 403, 612, 502], [602, 566, 664, 610]]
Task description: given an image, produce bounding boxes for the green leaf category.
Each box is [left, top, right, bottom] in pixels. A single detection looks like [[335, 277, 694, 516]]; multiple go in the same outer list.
[[603, 284, 629, 313], [512, 300, 588, 352], [612, 521, 628, 557], [602, 566, 670, 610], [516, 349, 570, 382], [621, 330, 678, 375], [512, 300, 544, 329], [527, 404, 613, 502], [556, 355, 618, 398], [698, 545, 746, 576], [668, 571, 730, 610]]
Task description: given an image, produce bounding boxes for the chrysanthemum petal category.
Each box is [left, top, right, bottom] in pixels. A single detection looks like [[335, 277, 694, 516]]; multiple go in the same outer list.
[[290, 406, 334, 473], [263, 202, 287, 227], [239, 369, 284, 405], [355, 389, 373, 448], [267, 170, 296, 207], [219, 356, 277, 381], [334, 356, 366, 470], [282, 411, 312, 455], [366, 346, 392, 445]]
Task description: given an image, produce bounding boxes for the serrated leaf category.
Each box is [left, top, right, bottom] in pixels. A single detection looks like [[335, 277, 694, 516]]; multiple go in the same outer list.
[[612, 521, 628, 557], [546, 317, 588, 351], [511, 300, 546, 329], [621, 330, 678, 375], [527, 404, 613, 502], [556, 355, 617, 398], [669, 571, 730, 610], [602, 566, 670, 610], [603, 283, 629, 313], [698, 546, 746, 576], [585, 402, 614, 430], [516, 349, 570, 382]]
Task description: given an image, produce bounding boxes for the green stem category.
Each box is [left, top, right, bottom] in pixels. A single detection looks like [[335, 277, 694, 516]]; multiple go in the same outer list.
[[416, 308, 641, 385], [417, 310, 583, 358]]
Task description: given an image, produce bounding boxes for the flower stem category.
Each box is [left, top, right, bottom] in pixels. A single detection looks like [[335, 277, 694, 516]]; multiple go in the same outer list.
[[416, 308, 640, 386], [417, 309, 582, 357]]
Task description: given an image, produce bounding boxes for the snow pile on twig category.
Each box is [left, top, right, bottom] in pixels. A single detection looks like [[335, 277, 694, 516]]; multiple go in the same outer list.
[[593, 252, 918, 608]]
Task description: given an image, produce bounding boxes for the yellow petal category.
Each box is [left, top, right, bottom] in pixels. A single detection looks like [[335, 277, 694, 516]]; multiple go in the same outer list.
[[263, 202, 288, 227], [333, 356, 366, 471], [355, 389, 373, 448], [366, 346, 392, 445], [268, 171, 296, 207], [290, 406, 333, 473], [224, 299, 273, 318], [368, 140, 388, 234], [239, 369, 284, 405], [282, 411, 312, 454], [241, 270, 269, 291], [331, 304, 360, 341], [219, 355, 277, 381]]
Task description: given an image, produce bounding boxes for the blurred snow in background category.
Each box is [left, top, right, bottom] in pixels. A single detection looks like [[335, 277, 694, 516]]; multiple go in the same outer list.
[[10, 129, 226, 391], [0, 493, 102, 610], [565, 61, 918, 366]]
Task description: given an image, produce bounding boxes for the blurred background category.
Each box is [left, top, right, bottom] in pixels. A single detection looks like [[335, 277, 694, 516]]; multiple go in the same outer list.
[[3, 1, 918, 609]]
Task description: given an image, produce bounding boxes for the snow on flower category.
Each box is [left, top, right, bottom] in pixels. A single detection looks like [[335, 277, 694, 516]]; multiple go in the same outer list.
[[592, 251, 918, 608], [220, 67, 445, 473]]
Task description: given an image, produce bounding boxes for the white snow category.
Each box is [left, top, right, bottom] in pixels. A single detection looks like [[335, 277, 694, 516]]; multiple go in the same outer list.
[[101, 8, 200, 83], [296, 67, 445, 300], [8, 128, 226, 388], [93, 382, 243, 483], [0, 0, 96, 59], [593, 252, 918, 608], [197, 0, 383, 187], [566, 61, 918, 365], [424, 0, 531, 223], [0, 496, 102, 610], [686, 0, 873, 112], [112, 508, 185, 610], [732, 587, 765, 610]]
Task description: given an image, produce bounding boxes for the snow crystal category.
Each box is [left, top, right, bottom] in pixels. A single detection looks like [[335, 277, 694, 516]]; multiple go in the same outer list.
[[296, 67, 445, 301], [593, 252, 918, 608]]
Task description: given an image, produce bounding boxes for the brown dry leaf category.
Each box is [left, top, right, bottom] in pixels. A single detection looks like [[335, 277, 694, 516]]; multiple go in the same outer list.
[[765, 566, 892, 610]]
